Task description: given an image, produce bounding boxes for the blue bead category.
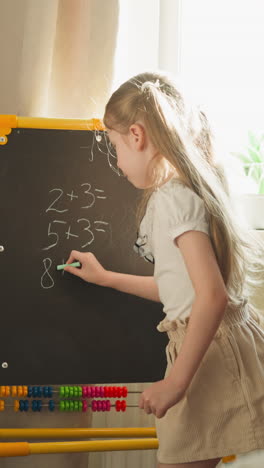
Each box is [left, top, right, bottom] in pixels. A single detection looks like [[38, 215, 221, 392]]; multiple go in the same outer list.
[[28, 386, 32, 397], [49, 400, 55, 412]]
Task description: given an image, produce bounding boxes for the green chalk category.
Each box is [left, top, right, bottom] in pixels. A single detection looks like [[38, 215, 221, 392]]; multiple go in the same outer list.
[[56, 262, 81, 270]]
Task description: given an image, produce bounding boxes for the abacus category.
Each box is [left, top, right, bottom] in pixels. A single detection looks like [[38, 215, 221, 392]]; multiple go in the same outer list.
[[0, 385, 132, 412], [0, 383, 236, 463]]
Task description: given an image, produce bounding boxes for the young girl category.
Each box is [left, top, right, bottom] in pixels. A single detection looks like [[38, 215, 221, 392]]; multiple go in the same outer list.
[[65, 71, 264, 468]]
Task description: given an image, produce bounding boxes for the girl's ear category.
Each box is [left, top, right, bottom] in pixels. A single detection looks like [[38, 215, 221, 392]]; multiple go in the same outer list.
[[129, 123, 145, 150]]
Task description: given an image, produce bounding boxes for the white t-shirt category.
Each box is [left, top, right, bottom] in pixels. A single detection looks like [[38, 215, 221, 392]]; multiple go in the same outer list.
[[133, 176, 210, 322]]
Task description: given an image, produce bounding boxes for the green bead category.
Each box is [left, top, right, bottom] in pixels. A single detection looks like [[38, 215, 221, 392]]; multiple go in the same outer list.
[[60, 387, 65, 397], [74, 401, 79, 411], [59, 401, 65, 411], [78, 387, 82, 397]]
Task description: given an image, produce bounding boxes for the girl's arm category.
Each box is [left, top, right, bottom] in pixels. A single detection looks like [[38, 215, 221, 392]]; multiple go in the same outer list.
[[167, 230, 228, 391], [64, 251, 161, 303], [105, 272, 161, 303]]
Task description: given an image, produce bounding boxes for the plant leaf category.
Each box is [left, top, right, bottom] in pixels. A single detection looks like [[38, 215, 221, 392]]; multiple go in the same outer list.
[[258, 173, 264, 194], [247, 147, 262, 163], [230, 152, 253, 165], [248, 130, 260, 151]]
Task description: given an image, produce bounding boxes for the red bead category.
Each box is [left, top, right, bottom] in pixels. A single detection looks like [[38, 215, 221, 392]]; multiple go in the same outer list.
[[122, 386, 128, 397], [106, 400, 111, 411], [87, 386, 92, 398], [82, 400, 88, 412], [92, 400, 97, 411], [116, 400, 121, 411], [117, 387, 122, 398], [121, 400, 127, 411]]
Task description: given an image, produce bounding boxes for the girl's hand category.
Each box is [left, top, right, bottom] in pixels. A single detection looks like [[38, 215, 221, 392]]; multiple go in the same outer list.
[[64, 250, 109, 286], [138, 377, 186, 419]]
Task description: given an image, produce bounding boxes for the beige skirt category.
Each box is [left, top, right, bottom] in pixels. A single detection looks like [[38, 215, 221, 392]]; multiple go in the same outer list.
[[155, 302, 264, 464]]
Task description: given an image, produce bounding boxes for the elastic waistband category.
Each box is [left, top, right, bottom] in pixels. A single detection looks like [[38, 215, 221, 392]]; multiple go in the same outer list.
[[157, 299, 250, 341]]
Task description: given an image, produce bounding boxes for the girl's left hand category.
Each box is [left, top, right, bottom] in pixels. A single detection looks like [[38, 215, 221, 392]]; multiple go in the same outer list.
[[138, 377, 186, 419]]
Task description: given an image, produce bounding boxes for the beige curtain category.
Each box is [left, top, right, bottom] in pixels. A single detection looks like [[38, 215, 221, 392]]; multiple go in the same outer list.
[[0, 0, 119, 118], [0, 2, 119, 468]]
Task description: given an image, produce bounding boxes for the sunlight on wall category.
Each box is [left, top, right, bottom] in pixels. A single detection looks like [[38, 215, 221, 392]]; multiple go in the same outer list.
[[179, 0, 264, 192]]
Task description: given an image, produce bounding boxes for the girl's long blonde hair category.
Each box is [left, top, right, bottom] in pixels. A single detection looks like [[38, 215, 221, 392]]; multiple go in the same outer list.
[[103, 71, 264, 313]]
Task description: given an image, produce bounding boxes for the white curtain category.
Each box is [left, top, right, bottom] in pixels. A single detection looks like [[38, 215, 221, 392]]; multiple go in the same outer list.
[[0, 0, 119, 118]]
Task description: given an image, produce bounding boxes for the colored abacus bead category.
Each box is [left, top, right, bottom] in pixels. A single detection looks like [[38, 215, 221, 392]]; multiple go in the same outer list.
[[19, 400, 29, 412], [121, 400, 126, 411], [1, 386, 10, 397], [49, 400, 55, 412], [32, 400, 42, 412], [122, 386, 128, 397], [106, 400, 111, 411], [59, 401, 65, 411], [32, 386, 41, 398], [0, 400, 4, 411], [82, 400, 88, 412], [115, 400, 127, 412], [14, 400, 19, 412], [43, 386, 52, 398]]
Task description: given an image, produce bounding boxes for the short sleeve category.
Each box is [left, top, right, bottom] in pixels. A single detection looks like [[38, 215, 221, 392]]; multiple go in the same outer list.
[[154, 182, 209, 242]]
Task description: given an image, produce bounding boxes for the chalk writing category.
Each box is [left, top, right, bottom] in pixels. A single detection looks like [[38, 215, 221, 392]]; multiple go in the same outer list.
[[41, 182, 111, 289]]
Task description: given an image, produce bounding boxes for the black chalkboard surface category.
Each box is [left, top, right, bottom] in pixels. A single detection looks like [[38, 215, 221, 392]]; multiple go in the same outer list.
[[0, 128, 167, 385]]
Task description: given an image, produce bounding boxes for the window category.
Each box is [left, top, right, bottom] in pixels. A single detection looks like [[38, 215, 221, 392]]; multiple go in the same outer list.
[[179, 0, 264, 192]]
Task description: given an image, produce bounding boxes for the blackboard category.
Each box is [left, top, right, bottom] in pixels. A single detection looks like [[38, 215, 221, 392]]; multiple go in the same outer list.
[[0, 128, 167, 385]]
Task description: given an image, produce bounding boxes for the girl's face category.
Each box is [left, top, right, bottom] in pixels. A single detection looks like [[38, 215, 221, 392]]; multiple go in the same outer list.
[[107, 125, 158, 189]]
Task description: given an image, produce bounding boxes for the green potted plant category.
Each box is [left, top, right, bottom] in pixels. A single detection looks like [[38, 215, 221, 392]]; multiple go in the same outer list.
[[231, 130, 264, 229]]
